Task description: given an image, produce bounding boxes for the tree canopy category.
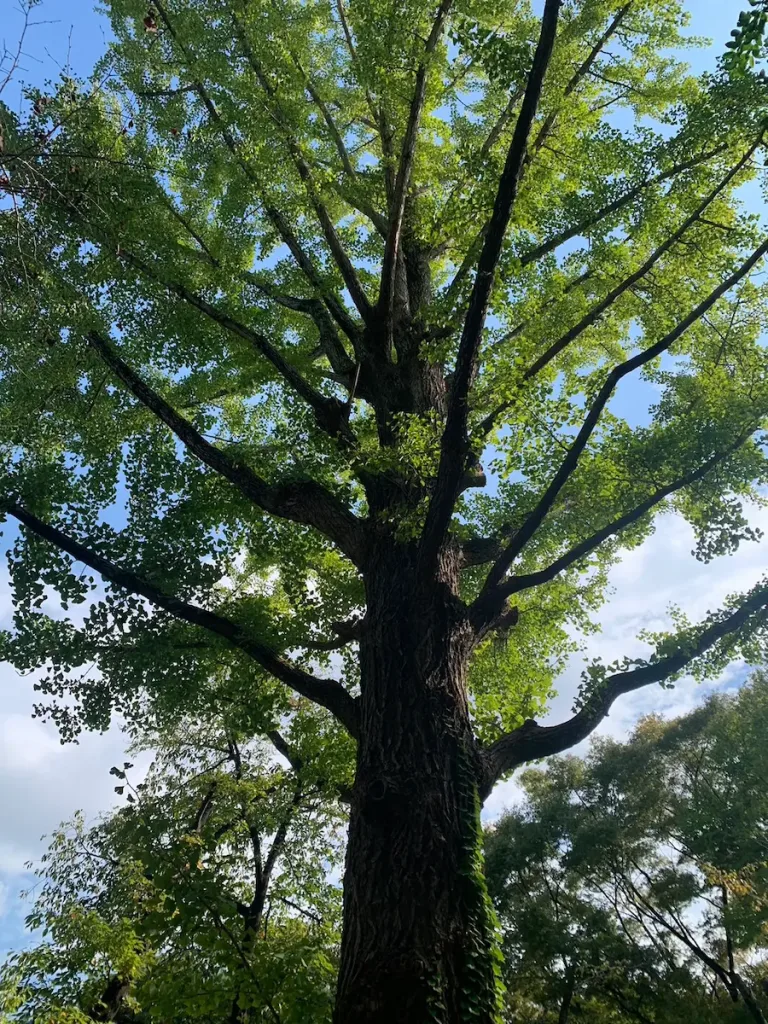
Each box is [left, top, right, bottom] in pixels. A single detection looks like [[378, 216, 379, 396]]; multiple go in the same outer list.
[[486, 671, 768, 1024], [3, 0, 768, 1018], [0, 714, 345, 1023], [2, 0, 768, 759]]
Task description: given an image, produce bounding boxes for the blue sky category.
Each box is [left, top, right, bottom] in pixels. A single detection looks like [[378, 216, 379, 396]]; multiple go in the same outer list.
[[0, 0, 761, 956]]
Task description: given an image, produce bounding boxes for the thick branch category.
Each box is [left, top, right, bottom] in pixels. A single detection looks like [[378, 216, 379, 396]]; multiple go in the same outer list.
[[240, 274, 355, 378], [86, 330, 369, 566], [267, 730, 303, 773], [3, 502, 360, 737], [481, 234, 768, 593], [480, 577, 768, 796], [419, 0, 561, 572], [528, 3, 633, 164], [442, 3, 632, 303], [263, 202, 363, 345], [458, 535, 506, 568]]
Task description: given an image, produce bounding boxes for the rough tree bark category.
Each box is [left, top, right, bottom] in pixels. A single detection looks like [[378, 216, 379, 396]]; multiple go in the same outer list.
[[335, 545, 503, 1024]]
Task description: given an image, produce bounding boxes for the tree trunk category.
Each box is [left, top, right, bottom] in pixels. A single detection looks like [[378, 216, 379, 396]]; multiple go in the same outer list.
[[558, 965, 576, 1024], [334, 548, 504, 1024], [734, 974, 768, 1024]]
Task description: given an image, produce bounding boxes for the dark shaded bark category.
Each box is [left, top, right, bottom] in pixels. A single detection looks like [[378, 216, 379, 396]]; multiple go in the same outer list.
[[558, 964, 577, 1024], [334, 547, 502, 1024], [89, 975, 134, 1021], [733, 974, 768, 1024]]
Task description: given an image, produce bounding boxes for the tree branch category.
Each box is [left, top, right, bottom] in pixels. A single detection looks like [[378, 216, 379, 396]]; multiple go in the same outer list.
[[117, 254, 355, 442], [419, 0, 562, 573], [240, 273, 356, 378], [86, 329, 369, 566], [231, 16, 374, 322], [479, 577, 768, 796], [527, 2, 633, 163], [261, 782, 303, 890], [151, 0, 362, 345], [378, 0, 454, 334], [480, 234, 768, 595], [3, 501, 360, 737], [517, 142, 730, 269], [519, 138, 762, 385], [267, 730, 303, 773], [284, 50, 389, 236], [443, 143, 730, 305], [488, 426, 757, 605], [458, 534, 507, 568]]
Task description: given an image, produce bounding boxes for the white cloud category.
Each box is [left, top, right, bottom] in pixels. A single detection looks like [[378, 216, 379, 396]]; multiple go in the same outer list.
[[0, 651, 152, 952], [0, 714, 61, 773]]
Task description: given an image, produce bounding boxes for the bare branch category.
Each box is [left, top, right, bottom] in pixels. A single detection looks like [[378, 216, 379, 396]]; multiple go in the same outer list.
[[3, 502, 360, 737]]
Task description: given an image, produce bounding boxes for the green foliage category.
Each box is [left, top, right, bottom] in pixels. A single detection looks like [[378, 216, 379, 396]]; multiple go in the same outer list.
[[0, 716, 344, 1023], [724, 1, 768, 75], [1, 0, 768, 757], [486, 671, 768, 1023], [4, 0, 768, 1015]]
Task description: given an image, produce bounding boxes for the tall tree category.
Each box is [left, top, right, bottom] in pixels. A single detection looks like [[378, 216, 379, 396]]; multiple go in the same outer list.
[[486, 672, 768, 1023], [3, 0, 768, 1018]]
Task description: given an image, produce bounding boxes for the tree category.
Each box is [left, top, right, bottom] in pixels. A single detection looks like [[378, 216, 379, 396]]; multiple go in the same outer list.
[[3, 0, 768, 1018], [0, 712, 346, 1023], [485, 672, 768, 1023]]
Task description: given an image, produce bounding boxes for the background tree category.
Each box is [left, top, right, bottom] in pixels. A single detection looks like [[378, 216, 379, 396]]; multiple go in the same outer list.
[[486, 671, 768, 1023], [3, 0, 768, 1019], [0, 711, 345, 1024]]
